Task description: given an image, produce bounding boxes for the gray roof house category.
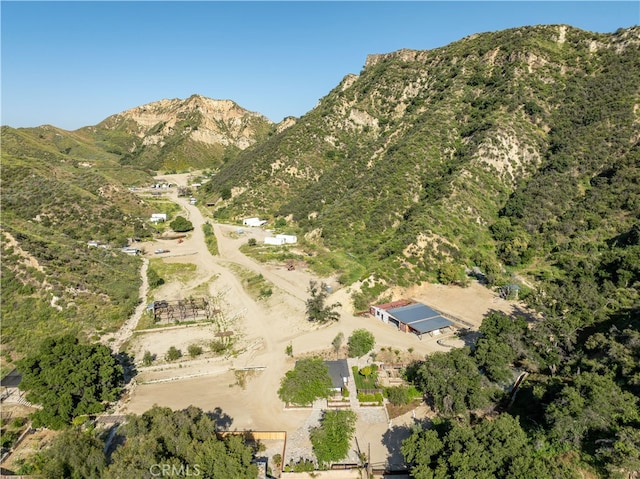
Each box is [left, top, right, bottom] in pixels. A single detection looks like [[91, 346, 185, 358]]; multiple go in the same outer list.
[[324, 359, 350, 391]]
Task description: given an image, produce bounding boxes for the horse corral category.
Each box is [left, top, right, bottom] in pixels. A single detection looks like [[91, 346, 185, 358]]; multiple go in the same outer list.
[[148, 297, 221, 324]]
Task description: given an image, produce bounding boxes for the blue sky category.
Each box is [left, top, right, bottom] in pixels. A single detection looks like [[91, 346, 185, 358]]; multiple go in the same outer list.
[[2, 1, 638, 130]]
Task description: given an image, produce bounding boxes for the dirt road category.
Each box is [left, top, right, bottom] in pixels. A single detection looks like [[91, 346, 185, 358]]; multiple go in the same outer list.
[[120, 173, 522, 464]]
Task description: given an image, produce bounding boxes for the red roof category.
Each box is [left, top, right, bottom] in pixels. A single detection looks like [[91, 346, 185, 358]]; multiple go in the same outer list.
[[371, 299, 414, 311]]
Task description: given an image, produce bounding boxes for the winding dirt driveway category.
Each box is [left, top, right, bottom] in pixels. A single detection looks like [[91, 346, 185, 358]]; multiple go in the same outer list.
[[118, 173, 521, 463]]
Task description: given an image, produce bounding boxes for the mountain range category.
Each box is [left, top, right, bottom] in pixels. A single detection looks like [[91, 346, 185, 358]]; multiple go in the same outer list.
[[1, 23, 639, 349]]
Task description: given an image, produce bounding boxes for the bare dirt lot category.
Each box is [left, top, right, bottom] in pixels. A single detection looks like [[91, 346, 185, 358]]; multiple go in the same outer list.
[[118, 173, 525, 466]]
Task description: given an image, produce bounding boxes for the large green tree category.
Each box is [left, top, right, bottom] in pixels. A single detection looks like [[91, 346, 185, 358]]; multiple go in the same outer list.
[[23, 406, 259, 479], [402, 414, 577, 479], [170, 215, 194, 232], [17, 334, 123, 429], [408, 347, 499, 416], [278, 357, 332, 406], [310, 409, 357, 467], [106, 406, 257, 479], [545, 372, 639, 448], [305, 281, 341, 323], [35, 428, 106, 479], [347, 328, 375, 358]]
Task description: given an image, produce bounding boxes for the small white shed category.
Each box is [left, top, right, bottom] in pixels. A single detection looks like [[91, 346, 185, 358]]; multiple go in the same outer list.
[[275, 234, 297, 244], [243, 217, 267, 227], [264, 237, 286, 246]]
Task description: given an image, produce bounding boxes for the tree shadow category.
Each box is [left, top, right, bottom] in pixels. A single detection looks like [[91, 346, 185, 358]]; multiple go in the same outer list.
[[115, 351, 137, 385], [381, 425, 413, 470], [454, 329, 482, 349], [206, 406, 234, 431], [505, 305, 541, 323]]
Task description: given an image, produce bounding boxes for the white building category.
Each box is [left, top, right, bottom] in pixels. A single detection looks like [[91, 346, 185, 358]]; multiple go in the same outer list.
[[243, 217, 267, 227], [275, 234, 297, 244], [264, 237, 286, 246], [150, 213, 167, 223]]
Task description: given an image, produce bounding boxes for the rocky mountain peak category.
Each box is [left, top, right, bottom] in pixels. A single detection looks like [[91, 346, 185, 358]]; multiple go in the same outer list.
[[99, 95, 273, 151]]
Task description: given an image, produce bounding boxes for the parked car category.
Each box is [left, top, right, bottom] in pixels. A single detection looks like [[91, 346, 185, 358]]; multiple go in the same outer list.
[[154, 249, 169, 254]]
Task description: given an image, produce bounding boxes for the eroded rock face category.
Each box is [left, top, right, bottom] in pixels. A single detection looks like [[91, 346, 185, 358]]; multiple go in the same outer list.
[[101, 94, 273, 150]]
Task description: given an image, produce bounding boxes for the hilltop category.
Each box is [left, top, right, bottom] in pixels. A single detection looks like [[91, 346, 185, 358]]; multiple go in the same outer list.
[[1, 23, 639, 478], [80, 94, 274, 171], [201, 24, 640, 302]]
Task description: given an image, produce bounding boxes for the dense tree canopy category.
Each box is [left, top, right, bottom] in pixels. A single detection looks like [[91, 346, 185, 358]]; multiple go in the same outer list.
[[34, 428, 106, 479], [105, 406, 257, 479], [545, 372, 638, 448], [169, 215, 194, 232], [277, 357, 332, 406], [407, 347, 500, 416], [347, 328, 375, 358], [310, 409, 357, 467], [23, 406, 259, 479], [402, 414, 578, 479], [17, 334, 123, 429]]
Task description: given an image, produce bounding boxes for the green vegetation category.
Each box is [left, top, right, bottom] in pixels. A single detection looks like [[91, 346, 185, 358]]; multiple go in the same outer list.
[[385, 385, 421, 406], [17, 335, 123, 429], [22, 406, 260, 478], [331, 332, 344, 358], [28, 428, 107, 478], [357, 392, 383, 404], [278, 357, 332, 406], [407, 346, 501, 416], [1, 130, 152, 357], [148, 259, 196, 285], [170, 215, 194, 232], [0, 416, 29, 453], [228, 263, 274, 300], [146, 266, 165, 289], [347, 329, 375, 357], [305, 280, 341, 323], [403, 307, 640, 476], [165, 346, 182, 362], [203, 26, 639, 302], [352, 365, 379, 390], [310, 409, 358, 466], [202, 221, 219, 255], [142, 350, 154, 366], [187, 344, 203, 358], [402, 414, 577, 479], [3, 25, 640, 478]]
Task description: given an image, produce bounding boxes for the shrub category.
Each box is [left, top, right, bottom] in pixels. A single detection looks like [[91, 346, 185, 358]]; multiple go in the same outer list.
[[210, 340, 228, 354], [272, 453, 283, 470], [147, 268, 164, 289], [165, 346, 182, 362], [187, 344, 203, 358], [386, 386, 410, 405], [142, 350, 154, 366]]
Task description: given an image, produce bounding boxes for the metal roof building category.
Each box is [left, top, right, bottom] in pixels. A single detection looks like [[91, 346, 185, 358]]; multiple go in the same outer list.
[[371, 301, 454, 336]]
